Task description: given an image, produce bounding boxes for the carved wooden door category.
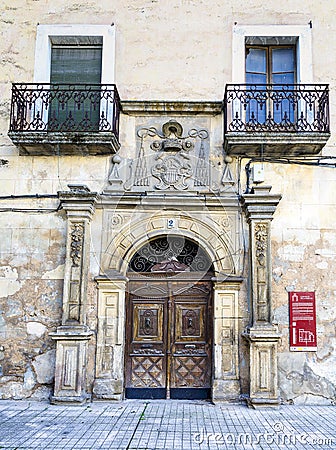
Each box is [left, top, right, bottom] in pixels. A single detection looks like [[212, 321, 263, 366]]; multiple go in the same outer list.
[[125, 277, 212, 399]]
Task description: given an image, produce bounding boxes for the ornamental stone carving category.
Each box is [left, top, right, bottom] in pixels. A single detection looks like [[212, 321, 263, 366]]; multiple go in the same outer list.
[[255, 223, 267, 267], [131, 120, 210, 191], [70, 223, 84, 267], [254, 222, 269, 322]]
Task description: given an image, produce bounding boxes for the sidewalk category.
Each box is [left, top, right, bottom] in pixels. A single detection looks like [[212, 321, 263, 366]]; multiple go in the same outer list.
[[0, 399, 335, 449]]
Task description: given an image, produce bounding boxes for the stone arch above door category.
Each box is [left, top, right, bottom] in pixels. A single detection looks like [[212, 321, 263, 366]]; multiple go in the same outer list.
[[101, 210, 238, 277]]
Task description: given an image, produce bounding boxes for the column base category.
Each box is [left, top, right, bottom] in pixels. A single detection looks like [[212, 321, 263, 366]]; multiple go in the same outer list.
[[50, 393, 91, 405], [246, 396, 280, 409], [212, 379, 241, 403], [92, 378, 123, 401], [50, 326, 93, 405], [243, 326, 281, 408]]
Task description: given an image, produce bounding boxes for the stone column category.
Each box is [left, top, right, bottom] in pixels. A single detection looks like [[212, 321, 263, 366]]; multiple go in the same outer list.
[[212, 280, 242, 402], [93, 273, 127, 400], [241, 185, 282, 408], [50, 185, 98, 404]]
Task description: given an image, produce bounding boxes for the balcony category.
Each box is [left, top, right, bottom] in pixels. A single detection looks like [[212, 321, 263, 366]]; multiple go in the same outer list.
[[224, 84, 330, 156], [8, 84, 121, 155]]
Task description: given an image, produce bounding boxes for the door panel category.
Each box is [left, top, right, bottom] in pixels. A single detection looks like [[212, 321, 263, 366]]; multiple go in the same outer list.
[[171, 295, 211, 399], [133, 303, 164, 341], [125, 297, 167, 399], [125, 278, 212, 399], [175, 304, 205, 341]]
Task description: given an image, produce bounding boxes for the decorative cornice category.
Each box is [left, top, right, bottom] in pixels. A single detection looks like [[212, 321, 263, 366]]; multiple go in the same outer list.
[[121, 100, 223, 116], [98, 192, 240, 209], [241, 185, 282, 222], [58, 185, 99, 219]]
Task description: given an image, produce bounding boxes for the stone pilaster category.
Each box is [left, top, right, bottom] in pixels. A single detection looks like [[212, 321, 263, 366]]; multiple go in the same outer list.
[[92, 273, 127, 400], [50, 185, 98, 404], [241, 185, 282, 408], [212, 280, 242, 402]]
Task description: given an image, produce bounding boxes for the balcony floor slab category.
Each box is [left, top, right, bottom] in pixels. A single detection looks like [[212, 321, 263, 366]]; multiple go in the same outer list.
[[224, 131, 330, 157], [8, 131, 120, 156]]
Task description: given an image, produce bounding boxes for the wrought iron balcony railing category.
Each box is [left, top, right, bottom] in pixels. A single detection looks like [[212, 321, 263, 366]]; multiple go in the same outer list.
[[9, 83, 121, 137], [224, 84, 330, 134]]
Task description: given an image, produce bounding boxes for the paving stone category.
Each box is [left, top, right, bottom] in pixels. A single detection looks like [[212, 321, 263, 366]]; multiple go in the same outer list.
[[0, 400, 336, 449]]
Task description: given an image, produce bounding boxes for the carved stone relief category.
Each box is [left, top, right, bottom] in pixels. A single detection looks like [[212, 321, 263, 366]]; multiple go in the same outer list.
[[70, 223, 84, 267], [128, 120, 210, 191], [212, 284, 241, 401], [214, 289, 239, 379], [68, 222, 85, 322], [254, 222, 269, 322]]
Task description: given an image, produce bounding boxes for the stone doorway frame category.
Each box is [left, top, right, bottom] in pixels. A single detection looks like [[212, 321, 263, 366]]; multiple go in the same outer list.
[[93, 230, 242, 402]]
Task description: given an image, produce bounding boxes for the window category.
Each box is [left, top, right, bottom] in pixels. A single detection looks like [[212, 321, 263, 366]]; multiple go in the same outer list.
[[246, 45, 295, 85], [50, 38, 102, 85], [33, 25, 116, 132], [49, 36, 103, 130], [245, 41, 296, 124], [34, 24, 115, 84]]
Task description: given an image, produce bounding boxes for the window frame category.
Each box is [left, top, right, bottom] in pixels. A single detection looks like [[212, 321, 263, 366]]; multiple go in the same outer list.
[[232, 24, 313, 84], [34, 24, 115, 84], [245, 44, 297, 85]]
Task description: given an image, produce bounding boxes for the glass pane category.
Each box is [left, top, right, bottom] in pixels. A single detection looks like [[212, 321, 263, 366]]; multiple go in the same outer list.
[[246, 101, 266, 124], [272, 73, 295, 85], [272, 47, 295, 73], [271, 48, 295, 124], [246, 48, 267, 74], [246, 72, 267, 85]]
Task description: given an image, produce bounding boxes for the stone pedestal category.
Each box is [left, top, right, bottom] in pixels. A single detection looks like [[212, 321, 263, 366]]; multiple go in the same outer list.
[[93, 273, 127, 400], [243, 327, 281, 408], [241, 185, 282, 408], [50, 326, 93, 404], [50, 185, 98, 404]]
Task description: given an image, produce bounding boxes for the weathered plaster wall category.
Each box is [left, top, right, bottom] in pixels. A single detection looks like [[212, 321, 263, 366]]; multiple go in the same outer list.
[[0, 211, 65, 399], [0, 0, 335, 402], [263, 162, 336, 404]]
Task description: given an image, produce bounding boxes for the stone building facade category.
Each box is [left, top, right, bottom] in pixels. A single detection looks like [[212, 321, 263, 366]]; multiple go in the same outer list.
[[0, 1, 335, 406]]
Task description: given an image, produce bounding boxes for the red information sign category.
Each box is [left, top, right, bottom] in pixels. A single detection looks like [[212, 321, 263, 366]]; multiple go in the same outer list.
[[289, 292, 317, 351]]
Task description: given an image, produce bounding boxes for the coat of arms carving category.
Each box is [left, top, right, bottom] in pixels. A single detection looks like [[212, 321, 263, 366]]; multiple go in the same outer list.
[[133, 120, 209, 191]]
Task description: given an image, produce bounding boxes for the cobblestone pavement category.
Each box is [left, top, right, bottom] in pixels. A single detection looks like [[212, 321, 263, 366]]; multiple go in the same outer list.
[[0, 400, 335, 450]]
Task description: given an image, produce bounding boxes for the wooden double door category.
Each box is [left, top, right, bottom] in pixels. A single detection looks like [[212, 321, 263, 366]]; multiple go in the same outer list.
[[125, 276, 213, 399]]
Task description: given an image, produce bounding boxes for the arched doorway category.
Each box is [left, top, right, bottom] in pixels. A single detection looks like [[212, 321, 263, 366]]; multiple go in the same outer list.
[[125, 235, 214, 400]]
